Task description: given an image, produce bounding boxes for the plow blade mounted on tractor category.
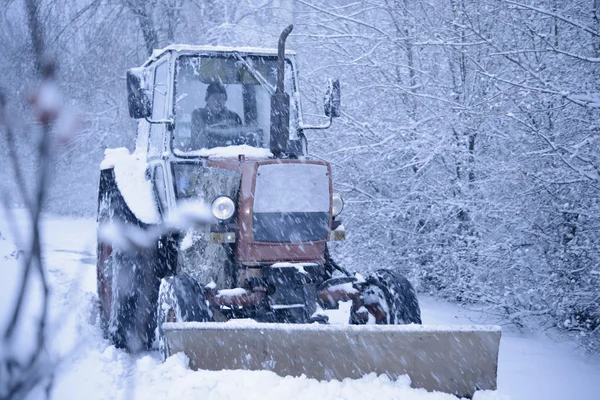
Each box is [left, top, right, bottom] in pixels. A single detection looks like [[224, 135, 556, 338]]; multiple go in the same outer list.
[[163, 322, 501, 398]]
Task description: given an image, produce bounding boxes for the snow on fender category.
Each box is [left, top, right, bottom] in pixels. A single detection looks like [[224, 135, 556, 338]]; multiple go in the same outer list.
[[101, 147, 160, 225]]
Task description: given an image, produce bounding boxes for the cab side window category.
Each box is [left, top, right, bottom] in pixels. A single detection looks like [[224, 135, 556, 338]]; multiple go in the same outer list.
[[148, 60, 169, 157]]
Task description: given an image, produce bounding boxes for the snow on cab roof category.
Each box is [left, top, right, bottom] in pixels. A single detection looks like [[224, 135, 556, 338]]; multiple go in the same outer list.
[[144, 44, 296, 66]]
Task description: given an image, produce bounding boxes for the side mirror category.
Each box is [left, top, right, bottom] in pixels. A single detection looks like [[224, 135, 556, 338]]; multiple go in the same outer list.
[[324, 78, 341, 118], [127, 68, 151, 119]]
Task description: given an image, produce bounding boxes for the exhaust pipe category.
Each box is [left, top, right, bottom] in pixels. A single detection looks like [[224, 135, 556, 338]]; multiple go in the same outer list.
[[270, 25, 293, 157]]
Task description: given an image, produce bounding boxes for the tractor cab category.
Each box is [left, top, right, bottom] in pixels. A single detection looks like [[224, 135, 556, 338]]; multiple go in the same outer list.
[[173, 52, 297, 153], [123, 43, 341, 223], [126, 45, 340, 161]]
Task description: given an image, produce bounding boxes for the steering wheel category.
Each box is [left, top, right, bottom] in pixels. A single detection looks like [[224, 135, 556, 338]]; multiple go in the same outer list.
[[208, 120, 237, 129], [235, 132, 258, 146]]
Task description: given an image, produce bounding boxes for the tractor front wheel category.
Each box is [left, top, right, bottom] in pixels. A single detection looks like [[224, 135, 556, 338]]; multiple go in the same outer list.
[[156, 275, 213, 360], [108, 250, 159, 352], [350, 269, 422, 325]]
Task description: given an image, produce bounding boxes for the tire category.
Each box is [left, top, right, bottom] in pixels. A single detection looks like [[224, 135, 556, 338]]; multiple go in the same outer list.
[[96, 182, 114, 338], [350, 269, 422, 325], [108, 249, 160, 352], [156, 275, 213, 360], [96, 242, 113, 338], [97, 168, 164, 352]]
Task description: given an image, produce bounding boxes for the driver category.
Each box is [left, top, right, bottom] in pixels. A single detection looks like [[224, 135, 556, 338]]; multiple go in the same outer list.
[[191, 82, 242, 149]]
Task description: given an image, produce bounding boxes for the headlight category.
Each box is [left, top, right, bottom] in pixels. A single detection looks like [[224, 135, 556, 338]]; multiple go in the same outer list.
[[332, 193, 344, 217], [211, 196, 235, 220]]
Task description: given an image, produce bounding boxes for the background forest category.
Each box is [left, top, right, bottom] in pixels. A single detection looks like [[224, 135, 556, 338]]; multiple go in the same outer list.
[[1, 0, 598, 352]]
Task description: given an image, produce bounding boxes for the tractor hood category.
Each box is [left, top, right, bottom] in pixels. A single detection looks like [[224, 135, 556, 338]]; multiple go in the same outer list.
[[172, 158, 333, 265], [235, 159, 332, 264]]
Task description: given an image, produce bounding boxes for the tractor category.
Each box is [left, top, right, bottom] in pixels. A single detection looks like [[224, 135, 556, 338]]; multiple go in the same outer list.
[[96, 26, 500, 398]]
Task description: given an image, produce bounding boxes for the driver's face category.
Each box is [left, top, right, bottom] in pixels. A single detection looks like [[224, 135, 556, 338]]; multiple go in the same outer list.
[[206, 93, 226, 113]]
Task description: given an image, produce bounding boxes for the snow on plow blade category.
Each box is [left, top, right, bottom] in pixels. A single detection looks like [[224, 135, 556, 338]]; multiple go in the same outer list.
[[163, 322, 501, 398]]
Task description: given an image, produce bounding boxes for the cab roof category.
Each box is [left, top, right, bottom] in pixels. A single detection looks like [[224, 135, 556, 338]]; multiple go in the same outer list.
[[144, 44, 297, 67]]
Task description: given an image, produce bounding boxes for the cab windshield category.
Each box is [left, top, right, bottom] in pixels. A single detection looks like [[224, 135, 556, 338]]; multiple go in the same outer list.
[[172, 54, 297, 154]]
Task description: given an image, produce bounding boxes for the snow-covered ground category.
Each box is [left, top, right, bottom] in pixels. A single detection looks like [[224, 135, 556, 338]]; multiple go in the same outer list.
[[2, 212, 600, 399]]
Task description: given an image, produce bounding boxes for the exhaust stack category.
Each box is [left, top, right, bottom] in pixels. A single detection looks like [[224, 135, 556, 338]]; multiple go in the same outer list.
[[270, 25, 293, 157]]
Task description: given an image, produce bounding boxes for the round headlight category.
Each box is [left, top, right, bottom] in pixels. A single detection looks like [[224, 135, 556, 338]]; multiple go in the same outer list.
[[332, 193, 344, 217], [211, 196, 235, 220]]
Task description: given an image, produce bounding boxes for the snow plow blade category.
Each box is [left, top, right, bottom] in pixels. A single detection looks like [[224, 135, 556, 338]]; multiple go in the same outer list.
[[163, 322, 501, 398]]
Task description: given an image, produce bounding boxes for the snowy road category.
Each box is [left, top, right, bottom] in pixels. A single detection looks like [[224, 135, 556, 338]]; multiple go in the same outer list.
[[2, 213, 600, 399]]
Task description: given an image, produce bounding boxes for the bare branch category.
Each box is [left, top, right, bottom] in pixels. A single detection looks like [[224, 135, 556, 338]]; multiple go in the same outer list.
[[504, 0, 600, 38]]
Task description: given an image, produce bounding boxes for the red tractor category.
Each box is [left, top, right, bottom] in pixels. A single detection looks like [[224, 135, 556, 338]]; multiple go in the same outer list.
[[96, 26, 499, 398]]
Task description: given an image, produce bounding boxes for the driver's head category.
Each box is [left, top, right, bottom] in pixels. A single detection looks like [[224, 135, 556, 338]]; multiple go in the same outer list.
[[205, 82, 227, 113]]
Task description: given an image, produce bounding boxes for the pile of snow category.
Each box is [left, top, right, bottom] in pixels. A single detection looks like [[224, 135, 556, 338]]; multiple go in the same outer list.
[[100, 148, 160, 224], [163, 320, 500, 333], [183, 145, 272, 159], [0, 211, 98, 398], [216, 288, 248, 298], [270, 262, 320, 274], [54, 350, 504, 400]]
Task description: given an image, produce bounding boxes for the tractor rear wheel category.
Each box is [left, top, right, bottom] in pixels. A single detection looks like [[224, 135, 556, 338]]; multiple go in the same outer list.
[[108, 249, 159, 352], [97, 242, 113, 337], [96, 168, 166, 352], [350, 269, 422, 325], [156, 275, 213, 360]]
